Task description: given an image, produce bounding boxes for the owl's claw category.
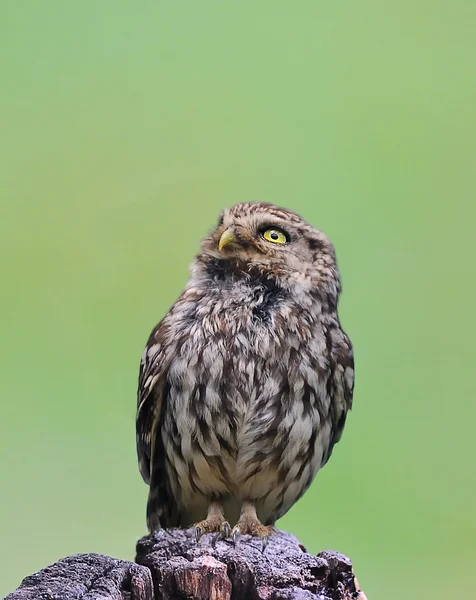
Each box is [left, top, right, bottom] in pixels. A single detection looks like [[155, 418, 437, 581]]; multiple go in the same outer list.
[[192, 504, 230, 543], [231, 525, 241, 545], [221, 520, 231, 538], [211, 521, 232, 548], [231, 511, 273, 551], [194, 525, 203, 542]]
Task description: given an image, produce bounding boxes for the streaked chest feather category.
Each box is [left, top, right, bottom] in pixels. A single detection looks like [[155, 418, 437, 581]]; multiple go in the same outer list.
[[159, 278, 333, 520], [166, 278, 327, 412]]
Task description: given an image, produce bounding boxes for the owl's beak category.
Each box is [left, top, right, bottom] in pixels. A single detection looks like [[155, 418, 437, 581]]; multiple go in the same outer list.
[[218, 227, 242, 252]]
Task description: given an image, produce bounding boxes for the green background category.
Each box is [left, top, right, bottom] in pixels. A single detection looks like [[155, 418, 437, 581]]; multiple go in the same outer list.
[[1, 2, 475, 598]]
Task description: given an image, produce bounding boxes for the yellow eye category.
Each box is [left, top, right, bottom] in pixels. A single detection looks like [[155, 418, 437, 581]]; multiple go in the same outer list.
[[262, 228, 288, 244]]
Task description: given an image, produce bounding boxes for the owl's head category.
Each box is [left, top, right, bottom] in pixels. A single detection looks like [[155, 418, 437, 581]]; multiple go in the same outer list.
[[196, 202, 341, 298]]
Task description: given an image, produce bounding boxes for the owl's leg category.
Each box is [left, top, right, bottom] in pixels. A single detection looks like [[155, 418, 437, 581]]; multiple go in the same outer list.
[[193, 500, 231, 541], [231, 501, 273, 550]]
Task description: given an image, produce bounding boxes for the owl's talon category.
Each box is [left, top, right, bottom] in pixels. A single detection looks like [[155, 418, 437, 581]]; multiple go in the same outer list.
[[194, 525, 204, 542], [232, 502, 273, 548], [221, 521, 231, 538], [231, 526, 241, 545], [211, 521, 231, 547], [192, 503, 229, 542]]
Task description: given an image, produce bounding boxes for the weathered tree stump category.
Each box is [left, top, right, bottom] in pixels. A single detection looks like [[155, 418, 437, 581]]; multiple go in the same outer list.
[[6, 529, 367, 600]]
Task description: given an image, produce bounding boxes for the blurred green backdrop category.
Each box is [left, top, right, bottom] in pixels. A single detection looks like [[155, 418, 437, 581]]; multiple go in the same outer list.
[[1, 2, 475, 598]]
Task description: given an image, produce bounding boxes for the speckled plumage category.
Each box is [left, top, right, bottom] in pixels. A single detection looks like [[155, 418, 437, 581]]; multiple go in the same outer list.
[[136, 202, 354, 536]]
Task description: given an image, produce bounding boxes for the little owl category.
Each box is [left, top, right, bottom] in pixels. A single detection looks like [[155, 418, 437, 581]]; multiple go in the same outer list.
[[136, 202, 354, 546]]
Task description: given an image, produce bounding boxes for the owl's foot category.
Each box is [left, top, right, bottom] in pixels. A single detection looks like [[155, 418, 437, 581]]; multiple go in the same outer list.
[[231, 501, 274, 552], [193, 501, 230, 542]]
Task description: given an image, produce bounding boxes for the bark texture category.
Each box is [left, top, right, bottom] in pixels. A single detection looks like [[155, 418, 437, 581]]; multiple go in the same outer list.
[[6, 529, 366, 600], [5, 553, 154, 600]]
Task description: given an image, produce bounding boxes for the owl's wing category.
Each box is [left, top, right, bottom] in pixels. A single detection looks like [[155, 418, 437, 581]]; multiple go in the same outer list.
[[136, 321, 169, 484], [137, 312, 185, 530], [322, 326, 355, 466]]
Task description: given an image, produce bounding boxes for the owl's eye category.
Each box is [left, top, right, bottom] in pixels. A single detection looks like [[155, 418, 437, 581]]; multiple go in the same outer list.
[[261, 228, 289, 245]]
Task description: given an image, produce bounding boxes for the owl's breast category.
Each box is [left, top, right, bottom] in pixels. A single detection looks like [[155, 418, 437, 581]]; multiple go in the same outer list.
[[163, 284, 284, 456], [170, 278, 321, 403], [161, 279, 329, 518]]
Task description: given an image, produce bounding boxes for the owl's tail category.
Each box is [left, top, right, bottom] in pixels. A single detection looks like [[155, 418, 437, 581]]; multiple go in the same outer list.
[[146, 441, 181, 531], [146, 483, 162, 531]]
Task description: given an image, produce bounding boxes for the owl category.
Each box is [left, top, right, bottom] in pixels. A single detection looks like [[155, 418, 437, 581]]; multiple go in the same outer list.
[[136, 202, 354, 546]]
